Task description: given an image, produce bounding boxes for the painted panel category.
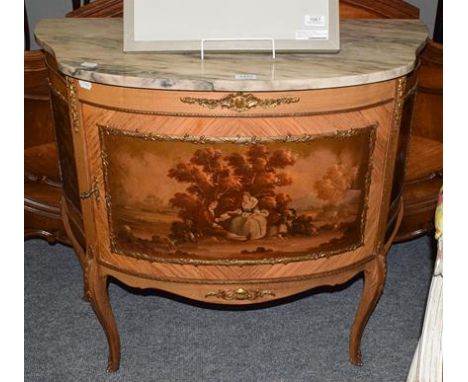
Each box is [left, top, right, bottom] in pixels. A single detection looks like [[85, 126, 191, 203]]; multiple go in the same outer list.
[[100, 126, 375, 264]]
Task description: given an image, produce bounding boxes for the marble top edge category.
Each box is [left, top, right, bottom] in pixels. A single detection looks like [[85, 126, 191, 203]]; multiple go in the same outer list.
[[35, 18, 428, 91]]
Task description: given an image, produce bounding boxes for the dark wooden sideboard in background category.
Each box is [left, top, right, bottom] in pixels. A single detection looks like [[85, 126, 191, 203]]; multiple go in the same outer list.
[[24, 0, 131, 243], [24, 0, 442, 244]]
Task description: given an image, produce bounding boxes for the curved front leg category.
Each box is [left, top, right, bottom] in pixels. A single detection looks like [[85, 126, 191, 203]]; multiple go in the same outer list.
[[349, 255, 386, 366], [87, 261, 121, 372], [60, 199, 90, 302]]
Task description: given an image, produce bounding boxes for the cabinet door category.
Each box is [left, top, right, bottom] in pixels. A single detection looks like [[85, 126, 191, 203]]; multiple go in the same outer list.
[[98, 122, 375, 265], [72, 81, 400, 268]]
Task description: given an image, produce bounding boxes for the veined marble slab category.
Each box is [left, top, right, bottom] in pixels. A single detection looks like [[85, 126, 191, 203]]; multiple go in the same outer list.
[[35, 18, 427, 91]]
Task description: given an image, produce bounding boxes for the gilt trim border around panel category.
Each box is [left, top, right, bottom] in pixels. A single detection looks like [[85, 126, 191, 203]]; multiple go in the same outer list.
[[97, 124, 377, 266]]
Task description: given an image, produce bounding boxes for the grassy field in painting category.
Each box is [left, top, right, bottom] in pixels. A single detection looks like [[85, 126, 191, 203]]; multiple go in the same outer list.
[[111, 205, 361, 260]]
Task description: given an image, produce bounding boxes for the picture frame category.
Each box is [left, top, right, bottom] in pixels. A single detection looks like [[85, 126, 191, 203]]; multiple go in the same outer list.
[[123, 0, 340, 55]]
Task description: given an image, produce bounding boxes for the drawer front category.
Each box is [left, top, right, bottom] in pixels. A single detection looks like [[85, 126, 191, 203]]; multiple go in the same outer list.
[[76, 80, 396, 118], [101, 257, 372, 305]]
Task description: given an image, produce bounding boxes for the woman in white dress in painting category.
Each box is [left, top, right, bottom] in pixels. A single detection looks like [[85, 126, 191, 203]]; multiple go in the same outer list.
[[217, 192, 269, 241]]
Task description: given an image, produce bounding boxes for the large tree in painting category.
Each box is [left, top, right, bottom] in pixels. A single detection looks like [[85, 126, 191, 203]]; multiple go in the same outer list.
[[167, 144, 297, 242]]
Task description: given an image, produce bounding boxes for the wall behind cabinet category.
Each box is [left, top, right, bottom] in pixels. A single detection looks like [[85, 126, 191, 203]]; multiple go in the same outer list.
[[26, 0, 72, 50], [25, 0, 439, 49], [406, 0, 439, 38]]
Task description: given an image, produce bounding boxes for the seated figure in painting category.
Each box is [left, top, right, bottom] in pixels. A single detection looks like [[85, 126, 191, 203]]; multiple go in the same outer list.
[[216, 192, 269, 241]]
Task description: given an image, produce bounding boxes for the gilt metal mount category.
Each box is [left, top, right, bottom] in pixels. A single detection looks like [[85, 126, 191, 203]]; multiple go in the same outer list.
[[205, 288, 275, 301], [180, 92, 300, 112]]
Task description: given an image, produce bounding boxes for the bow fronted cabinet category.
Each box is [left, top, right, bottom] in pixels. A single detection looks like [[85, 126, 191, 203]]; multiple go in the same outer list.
[[35, 14, 427, 370]]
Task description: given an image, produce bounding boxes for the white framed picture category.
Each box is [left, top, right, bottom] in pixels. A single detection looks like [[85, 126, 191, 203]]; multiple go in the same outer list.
[[123, 0, 340, 54]]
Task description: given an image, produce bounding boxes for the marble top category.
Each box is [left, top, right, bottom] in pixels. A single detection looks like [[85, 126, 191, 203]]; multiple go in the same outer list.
[[35, 18, 427, 92]]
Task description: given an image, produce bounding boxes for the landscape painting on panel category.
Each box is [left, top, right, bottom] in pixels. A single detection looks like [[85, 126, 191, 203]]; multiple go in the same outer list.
[[100, 127, 374, 263]]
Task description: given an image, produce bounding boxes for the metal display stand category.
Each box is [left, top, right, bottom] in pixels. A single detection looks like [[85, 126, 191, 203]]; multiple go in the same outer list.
[[200, 38, 276, 60]]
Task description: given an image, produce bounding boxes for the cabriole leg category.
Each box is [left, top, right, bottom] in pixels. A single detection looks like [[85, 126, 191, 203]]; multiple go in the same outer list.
[[60, 199, 90, 302], [87, 261, 121, 372], [349, 255, 386, 366]]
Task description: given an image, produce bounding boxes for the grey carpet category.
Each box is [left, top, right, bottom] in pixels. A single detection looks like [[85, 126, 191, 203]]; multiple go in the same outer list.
[[25, 237, 435, 382]]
